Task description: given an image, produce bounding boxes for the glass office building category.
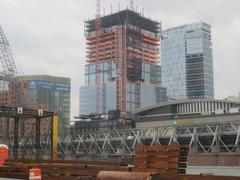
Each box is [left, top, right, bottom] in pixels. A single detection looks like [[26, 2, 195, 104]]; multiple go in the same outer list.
[[161, 22, 214, 100]]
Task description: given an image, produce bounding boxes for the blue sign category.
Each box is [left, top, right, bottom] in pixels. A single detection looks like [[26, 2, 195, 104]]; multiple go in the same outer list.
[[28, 80, 70, 91]]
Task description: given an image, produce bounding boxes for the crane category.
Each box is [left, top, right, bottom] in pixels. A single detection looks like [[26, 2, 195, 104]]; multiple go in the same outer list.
[[0, 26, 28, 107], [0, 26, 17, 81], [130, 0, 134, 10]]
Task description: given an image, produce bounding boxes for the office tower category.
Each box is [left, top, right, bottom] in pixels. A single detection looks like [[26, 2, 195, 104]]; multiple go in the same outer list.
[[80, 10, 167, 123], [161, 22, 214, 100]]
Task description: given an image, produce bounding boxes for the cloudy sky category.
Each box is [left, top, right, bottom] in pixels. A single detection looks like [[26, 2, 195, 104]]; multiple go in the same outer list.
[[0, 0, 240, 119]]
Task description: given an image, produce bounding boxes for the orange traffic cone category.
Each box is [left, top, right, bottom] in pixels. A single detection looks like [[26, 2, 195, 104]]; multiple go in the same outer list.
[[29, 168, 41, 180]]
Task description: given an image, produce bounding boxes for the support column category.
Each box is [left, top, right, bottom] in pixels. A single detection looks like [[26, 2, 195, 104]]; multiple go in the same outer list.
[[35, 116, 41, 160], [51, 114, 58, 160], [13, 118, 19, 159]]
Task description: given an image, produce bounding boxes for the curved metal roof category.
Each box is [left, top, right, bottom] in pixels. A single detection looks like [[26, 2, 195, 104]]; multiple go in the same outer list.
[[133, 99, 240, 114]]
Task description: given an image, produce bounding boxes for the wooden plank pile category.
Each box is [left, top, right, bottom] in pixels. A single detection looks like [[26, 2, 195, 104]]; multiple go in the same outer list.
[[133, 145, 189, 174]]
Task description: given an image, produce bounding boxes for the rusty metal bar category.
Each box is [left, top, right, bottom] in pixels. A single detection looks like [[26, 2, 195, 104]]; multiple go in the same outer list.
[[35, 116, 41, 160], [97, 171, 159, 180], [13, 117, 19, 159]]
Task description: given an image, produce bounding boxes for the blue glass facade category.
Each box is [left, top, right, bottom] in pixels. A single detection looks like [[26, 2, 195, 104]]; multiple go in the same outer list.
[[161, 22, 214, 100], [79, 82, 116, 115], [79, 60, 167, 115]]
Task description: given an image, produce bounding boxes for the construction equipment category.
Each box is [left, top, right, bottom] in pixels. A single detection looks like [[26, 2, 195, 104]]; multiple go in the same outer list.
[[0, 26, 27, 107], [0, 27, 49, 109]]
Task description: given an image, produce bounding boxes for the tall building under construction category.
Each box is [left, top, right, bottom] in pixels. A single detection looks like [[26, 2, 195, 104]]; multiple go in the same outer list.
[[79, 10, 167, 121]]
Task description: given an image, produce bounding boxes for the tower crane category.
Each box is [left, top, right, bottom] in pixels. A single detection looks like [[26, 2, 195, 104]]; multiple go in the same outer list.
[[130, 0, 134, 10], [0, 26, 27, 107]]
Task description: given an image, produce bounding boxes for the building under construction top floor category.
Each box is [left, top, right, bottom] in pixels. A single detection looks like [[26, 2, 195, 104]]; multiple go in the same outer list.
[[85, 9, 160, 34]]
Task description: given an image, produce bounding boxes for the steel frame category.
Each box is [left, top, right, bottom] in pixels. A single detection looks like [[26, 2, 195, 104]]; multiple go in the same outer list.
[[58, 122, 240, 159], [0, 106, 55, 159], [2, 119, 240, 159]]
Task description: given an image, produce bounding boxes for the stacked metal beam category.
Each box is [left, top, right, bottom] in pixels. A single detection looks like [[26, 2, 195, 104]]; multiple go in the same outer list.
[[0, 159, 130, 179], [0, 159, 240, 179], [133, 145, 189, 174]]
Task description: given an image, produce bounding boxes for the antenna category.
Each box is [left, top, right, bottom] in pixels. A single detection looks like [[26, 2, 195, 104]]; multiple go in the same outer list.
[[96, 0, 101, 19], [130, 0, 134, 11]]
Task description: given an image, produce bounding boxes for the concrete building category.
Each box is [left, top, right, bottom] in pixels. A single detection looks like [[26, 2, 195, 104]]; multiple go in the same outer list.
[[79, 10, 167, 119], [161, 22, 214, 100], [134, 99, 240, 128], [225, 92, 240, 102], [0, 75, 71, 136]]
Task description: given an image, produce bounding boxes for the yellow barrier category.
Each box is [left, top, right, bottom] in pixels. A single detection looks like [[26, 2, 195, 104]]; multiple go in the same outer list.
[[51, 114, 58, 160]]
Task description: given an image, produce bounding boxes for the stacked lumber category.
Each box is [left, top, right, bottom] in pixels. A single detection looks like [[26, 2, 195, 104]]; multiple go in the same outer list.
[[133, 145, 189, 174]]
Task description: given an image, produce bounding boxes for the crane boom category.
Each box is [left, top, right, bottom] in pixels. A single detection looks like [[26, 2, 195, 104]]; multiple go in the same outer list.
[[0, 26, 27, 107], [130, 0, 134, 10], [0, 26, 17, 80]]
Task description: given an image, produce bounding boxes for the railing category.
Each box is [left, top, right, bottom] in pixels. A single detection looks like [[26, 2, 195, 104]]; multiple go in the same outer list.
[[1, 121, 240, 160]]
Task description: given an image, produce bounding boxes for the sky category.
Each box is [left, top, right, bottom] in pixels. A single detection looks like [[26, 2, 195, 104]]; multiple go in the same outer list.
[[0, 0, 240, 119]]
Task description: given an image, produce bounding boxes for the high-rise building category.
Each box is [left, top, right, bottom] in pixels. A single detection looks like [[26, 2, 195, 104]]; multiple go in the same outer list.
[[161, 22, 214, 100], [225, 92, 240, 102], [80, 10, 167, 121], [0, 75, 71, 136]]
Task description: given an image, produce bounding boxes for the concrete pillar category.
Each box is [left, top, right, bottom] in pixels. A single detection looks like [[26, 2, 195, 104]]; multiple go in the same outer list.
[[201, 102, 203, 113], [236, 146, 240, 153], [187, 103, 189, 114], [189, 147, 198, 155]]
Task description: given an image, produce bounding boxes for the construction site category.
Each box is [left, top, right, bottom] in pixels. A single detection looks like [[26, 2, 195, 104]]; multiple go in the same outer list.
[[79, 4, 167, 124], [0, 0, 239, 179]]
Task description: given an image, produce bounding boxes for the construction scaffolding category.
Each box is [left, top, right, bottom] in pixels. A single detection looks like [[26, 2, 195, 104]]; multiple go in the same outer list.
[[84, 10, 162, 125]]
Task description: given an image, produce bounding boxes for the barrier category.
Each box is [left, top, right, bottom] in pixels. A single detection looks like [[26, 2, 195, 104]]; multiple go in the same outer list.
[[0, 144, 8, 166], [29, 168, 41, 180]]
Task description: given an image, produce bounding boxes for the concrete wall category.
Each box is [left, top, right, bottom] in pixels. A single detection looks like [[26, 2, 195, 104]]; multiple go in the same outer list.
[[188, 154, 240, 166], [187, 166, 240, 177]]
